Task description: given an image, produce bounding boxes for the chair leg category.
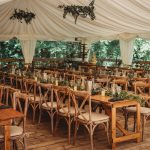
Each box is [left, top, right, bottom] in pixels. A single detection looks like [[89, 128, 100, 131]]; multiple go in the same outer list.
[[50, 113, 54, 134], [12, 140, 16, 150], [32, 108, 36, 124], [106, 121, 110, 144], [73, 119, 79, 145], [54, 115, 60, 136], [68, 117, 71, 144], [141, 115, 146, 141], [89, 124, 94, 150], [38, 108, 43, 124], [23, 137, 27, 150], [13, 140, 18, 150]]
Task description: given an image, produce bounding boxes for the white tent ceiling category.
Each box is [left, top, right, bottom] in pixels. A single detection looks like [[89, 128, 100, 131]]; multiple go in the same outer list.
[[1, 0, 150, 42]]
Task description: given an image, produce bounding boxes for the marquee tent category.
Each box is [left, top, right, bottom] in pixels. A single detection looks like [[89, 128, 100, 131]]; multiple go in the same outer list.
[[0, 0, 150, 64]]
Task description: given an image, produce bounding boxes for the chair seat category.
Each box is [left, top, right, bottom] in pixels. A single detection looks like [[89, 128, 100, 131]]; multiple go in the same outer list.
[[42, 102, 57, 110], [29, 94, 41, 102], [78, 112, 109, 123], [126, 107, 150, 115], [0, 126, 23, 138], [59, 106, 76, 115]]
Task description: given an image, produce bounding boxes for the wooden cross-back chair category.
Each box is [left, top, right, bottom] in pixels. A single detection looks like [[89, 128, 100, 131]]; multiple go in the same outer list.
[[125, 82, 150, 141], [0, 72, 5, 84], [8, 74, 16, 87], [113, 77, 128, 91], [4, 86, 20, 106], [53, 85, 74, 144], [38, 83, 57, 134], [23, 78, 40, 123], [0, 85, 4, 104], [134, 81, 150, 97], [0, 92, 29, 150], [16, 76, 24, 92], [70, 90, 110, 150], [96, 75, 110, 89]]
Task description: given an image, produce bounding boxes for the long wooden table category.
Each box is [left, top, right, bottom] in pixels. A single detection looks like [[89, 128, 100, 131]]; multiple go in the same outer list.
[[91, 95, 141, 149], [0, 103, 24, 150]]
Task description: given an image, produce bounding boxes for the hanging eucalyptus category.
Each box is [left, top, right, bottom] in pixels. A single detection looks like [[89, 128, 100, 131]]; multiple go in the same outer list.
[[58, 0, 96, 24], [10, 9, 36, 24]]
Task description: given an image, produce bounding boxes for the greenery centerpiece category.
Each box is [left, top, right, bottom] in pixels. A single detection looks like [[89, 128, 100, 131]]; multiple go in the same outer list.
[[105, 89, 145, 106]]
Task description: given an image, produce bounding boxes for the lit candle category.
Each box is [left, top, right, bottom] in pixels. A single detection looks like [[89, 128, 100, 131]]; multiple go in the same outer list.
[[55, 80, 58, 86], [34, 77, 37, 81], [101, 89, 105, 96], [74, 85, 77, 91]]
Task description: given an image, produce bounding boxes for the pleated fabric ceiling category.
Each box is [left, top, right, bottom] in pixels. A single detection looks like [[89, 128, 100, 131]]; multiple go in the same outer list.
[[0, 0, 150, 41]]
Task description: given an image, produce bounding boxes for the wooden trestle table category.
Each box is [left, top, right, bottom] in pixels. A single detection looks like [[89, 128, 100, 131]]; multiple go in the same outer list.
[[0, 103, 24, 150], [91, 95, 141, 149]]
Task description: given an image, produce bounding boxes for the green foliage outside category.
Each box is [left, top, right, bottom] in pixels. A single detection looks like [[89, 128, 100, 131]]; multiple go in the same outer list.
[[0, 38, 23, 59], [35, 41, 81, 58], [91, 40, 120, 59], [133, 38, 150, 61], [91, 38, 150, 61], [0, 38, 149, 66]]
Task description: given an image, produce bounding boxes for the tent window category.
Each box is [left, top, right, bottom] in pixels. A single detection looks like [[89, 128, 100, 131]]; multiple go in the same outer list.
[[34, 41, 81, 59], [91, 40, 120, 66], [133, 38, 150, 61], [0, 39, 23, 59]]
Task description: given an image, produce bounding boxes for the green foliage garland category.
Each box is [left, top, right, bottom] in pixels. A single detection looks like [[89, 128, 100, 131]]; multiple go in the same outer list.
[[58, 0, 95, 24], [10, 9, 35, 24]]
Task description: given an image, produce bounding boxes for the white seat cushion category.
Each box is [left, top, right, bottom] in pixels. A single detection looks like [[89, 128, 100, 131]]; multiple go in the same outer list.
[[78, 112, 109, 122], [29, 94, 41, 102], [59, 106, 76, 115], [0, 126, 23, 138], [126, 107, 150, 115], [42, 102, 57, 110]]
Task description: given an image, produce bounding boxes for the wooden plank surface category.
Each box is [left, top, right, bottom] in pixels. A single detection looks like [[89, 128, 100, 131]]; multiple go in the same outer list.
[[0, 108, 24, 121], [0, 103, 24, 150], [22, 116, 150, 150]]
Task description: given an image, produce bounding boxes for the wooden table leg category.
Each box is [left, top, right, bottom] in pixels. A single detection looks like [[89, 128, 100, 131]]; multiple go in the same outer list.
[[111, 107, 116, 149], [136, 103, 141, 143], [4, 125, 10, 150]]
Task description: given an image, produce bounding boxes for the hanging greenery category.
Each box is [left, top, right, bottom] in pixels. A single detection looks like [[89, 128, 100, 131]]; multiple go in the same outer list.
[[58, 0, 96, 24], [10, 9, 35, 24]]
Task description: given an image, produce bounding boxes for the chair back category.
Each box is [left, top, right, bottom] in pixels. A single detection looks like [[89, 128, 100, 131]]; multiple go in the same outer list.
[[38, 83, 53, 109], [70, 90, 91, 122], [8, 74, 16, 87], [0, 85, 4, 103], [3, 86, 19, 106], [53, 85, 69, 114], [0, 72, 5, 84], [134, 81, 150, 95], [13, 92, 29, 128], [16, 76, 23, 91], [113, 77, 128, 91], [23, 78, 37, 100]]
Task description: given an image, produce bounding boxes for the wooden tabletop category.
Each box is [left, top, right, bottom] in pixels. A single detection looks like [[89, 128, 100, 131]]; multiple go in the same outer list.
[[0, 103, 24, 122], [0, 103, 24, 150], [91, 95, 111, 105], [91, 94, 139, 107]]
